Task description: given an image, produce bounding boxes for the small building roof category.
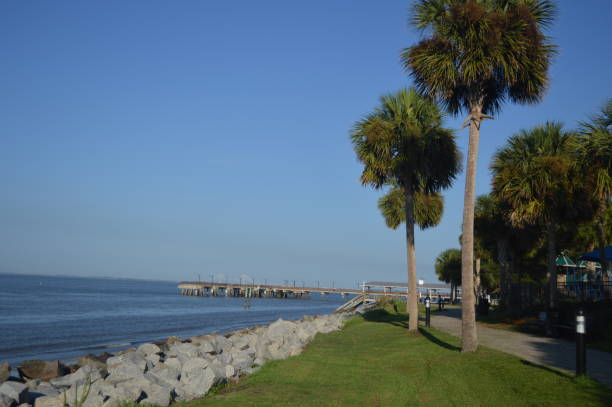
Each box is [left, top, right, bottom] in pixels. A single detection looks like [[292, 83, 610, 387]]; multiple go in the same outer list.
[[556, 254, 576, 267]]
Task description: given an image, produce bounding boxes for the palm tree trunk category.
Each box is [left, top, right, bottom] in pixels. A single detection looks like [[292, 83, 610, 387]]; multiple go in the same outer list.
[[404, 185, 418, 331], [460, 105, 481, 352], [545, 219, 558, 335]]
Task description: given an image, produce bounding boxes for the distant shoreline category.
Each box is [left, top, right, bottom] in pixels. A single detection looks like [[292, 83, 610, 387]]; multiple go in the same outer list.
[[0, 271, 179, 284]]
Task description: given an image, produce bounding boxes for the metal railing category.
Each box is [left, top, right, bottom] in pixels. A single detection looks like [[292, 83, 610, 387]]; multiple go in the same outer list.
[[557, 281, 612, 300]]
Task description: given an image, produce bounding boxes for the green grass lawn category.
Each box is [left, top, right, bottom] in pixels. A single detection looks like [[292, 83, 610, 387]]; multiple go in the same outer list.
[[175, 306, 612, 407]]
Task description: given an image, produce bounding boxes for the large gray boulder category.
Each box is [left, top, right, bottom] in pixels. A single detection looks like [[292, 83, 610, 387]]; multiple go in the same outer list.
[[190, 335, 216, 354], [80, 393, 104, 407], [228, 334, 250, 351], [176, 367, 216, 401], [266, 319, 296, 343], [140, 383, 172, 407], [266, 341, 289, 361], [77, 354, 111, 371], [145, 354, 161, 366], [0, 382, 28, 405], [101, 383, 141, 406], [105, 361, 145, 385], [145, 365, 180, 390], [254, 336, 272, 362], [197, 340, 215, 354], [111, 377, 144, 402], [33, 395, 63, 407], [0, 363, 10, 385], [88, 380, 115, 399], [50, 366, 103, 388], [217, 352, 232, 366], [27, 382, 59, 405], [181, 358, 208, 376], [106, 352, 146, 372], [224, 365, 235, 379], [168, 342, 198, 358], [296, 322, 317, 343], [137, 343, 161, 356], [229, 350, 253, 372], [206, 361, 226, 382], [162, 358, 181, 370], [0, 393, 15, 407], [211, 336, 232, 354]]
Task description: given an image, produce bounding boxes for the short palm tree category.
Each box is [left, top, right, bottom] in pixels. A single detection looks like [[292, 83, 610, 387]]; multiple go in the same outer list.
[[572, 100, 612, 274], [351, 88, 461, 331], [435, 248, 462, 302], [401, 0, 558, 352], [491, 122, 574, 332]]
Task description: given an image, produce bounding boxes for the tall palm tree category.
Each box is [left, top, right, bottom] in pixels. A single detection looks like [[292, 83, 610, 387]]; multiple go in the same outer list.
[[572, 100, 612, 278], [401, 0, 558, 352], [491, 122, 575, 334], [351, 88, 461, 331]]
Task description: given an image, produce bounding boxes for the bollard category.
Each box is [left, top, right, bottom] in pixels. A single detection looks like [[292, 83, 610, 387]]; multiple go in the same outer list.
[[425, 297, 431, 328], [576, 308, 586, 377]]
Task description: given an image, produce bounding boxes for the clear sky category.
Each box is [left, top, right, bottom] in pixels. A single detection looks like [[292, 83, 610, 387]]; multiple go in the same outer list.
[[1, 1, 610, 288]]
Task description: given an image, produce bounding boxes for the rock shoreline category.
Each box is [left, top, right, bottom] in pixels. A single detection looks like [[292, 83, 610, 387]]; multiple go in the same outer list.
[[0, 309, 362, 407]]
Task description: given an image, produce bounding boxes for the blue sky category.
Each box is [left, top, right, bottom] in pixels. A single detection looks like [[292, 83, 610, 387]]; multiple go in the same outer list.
[[1, 1, 610, 288]]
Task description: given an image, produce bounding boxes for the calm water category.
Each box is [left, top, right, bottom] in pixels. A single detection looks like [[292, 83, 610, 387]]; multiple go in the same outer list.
[[0, 274, 349, 365]]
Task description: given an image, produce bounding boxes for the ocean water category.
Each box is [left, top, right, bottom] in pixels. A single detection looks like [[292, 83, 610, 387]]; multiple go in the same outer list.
[[0, 274, 349, 365]]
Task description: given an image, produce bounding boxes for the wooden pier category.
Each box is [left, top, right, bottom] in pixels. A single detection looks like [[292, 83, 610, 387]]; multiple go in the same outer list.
[[178, 281, 370, 299], [178, 280, 453, 301], [178, 281, 450, 300]]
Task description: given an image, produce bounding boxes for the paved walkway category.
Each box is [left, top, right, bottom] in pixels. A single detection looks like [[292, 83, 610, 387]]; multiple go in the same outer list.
[[430, 308, 612, 387]]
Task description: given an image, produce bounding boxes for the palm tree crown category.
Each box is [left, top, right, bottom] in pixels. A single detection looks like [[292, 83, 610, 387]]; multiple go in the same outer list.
[[402, 0, 557, 115], [573, 99, 612, 203], [491, 122, 573, 226], [351, 88, 460, 191]]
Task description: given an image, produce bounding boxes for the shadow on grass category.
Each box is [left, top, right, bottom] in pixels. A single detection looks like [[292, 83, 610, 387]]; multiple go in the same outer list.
[[519, 359, 573, 379], [363, 308, 408, 329], [418, 327, 461, 351]]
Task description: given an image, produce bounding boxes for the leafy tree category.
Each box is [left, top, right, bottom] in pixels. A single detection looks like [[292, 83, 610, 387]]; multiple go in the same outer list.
[[402, 0, 557, 352], [491, 122, 579, 332], [572, 100, 612, 274], [435, 248, 462, 302], [474, 194, 514, 306], [351, 88, 461, 330]]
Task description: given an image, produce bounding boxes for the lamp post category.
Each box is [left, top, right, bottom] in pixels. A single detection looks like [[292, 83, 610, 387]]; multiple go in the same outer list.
[[576, 308, 586, 377], [425, 296, 431, 328]]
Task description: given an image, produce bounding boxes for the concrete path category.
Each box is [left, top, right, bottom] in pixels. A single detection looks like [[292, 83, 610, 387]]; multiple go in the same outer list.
[[430, 308, 612, 387]]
